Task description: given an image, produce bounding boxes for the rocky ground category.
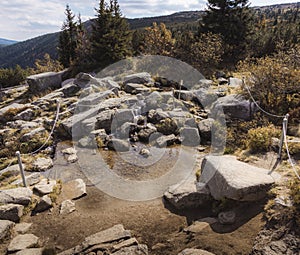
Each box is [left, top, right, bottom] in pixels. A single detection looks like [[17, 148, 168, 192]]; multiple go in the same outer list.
[[0, 67, 299, 254]]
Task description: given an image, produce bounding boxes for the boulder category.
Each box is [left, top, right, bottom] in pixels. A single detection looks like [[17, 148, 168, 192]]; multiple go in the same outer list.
[[124, 72, 154, 85], [198, 118, 214, 143], [32, 157, 53, 172], [15, 223, 32, 234], [178, 248, 216, 255], [180, 127, 200, 146], [63, 179, 86, 200], [213, 94, 255, 121], [27, 71, 62, 93], [0, 204, 24, 222], [107, 139, 131, 152], [60, 82, 81, 97], [113, 109, 135, 127], [8, 234, 39, 252], [0, 187, 32, 205], [199, 155, 281, 201], [15, 248, 44, 255], [0, 220, 14, 241], [138, 124, 157, 143], [95, 109, 115, 133], [34, 195, 52, 213], [156, 134, 177, 148], [124, 83, 150, 94], [60, 200, 76, 215], [34, 179, 57, 195], [164, 180, 211, 209]]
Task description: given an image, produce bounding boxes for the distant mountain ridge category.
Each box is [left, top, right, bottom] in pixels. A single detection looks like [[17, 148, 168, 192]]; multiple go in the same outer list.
[[0, 2, 299, 69], [0, 38, 18, 47]]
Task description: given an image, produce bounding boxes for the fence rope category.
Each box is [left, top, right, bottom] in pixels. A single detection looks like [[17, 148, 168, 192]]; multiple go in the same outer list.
[[24, 99, 61, 155], [283, 124, 300, 181], [242, 79, 286, 118]]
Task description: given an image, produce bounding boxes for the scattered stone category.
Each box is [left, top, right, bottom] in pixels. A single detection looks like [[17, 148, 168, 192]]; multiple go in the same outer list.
[[15, 248, 44, 255], [218, 211, 236, 225], [0, 187, 32, 205], [14, 223, 32, 234], [63, 179, 86, 200], [156, 134, 177, 148], [60, 82, 81, 97], [32, 157, 53, 171], [113, 109, 135, 127], [124, 72, 154, 85], [124, 83, 149, 94], [62, 147, 78, 163], [197, 118, 214, 143], [66, 154, 78, 163], [0, 204, 24, 222], [95, 109, 115, 133], [155, 118, 178, 135], [0, 103, 28, 119], [112, 238, 138, 251], [20, 127, 46, 142], [112, 244, 148, 255], [14, 108, 36, 121], [60, 200, 76, 215], [0, 220, 14, 241], [228, 77, 243, 88], [0, 164, 25, 178], [12, 173, 41, 187], [184, 218, 217, 233], [138, 124, 157, 143], [199, 155, 281, 201], [107, 139, 130, 152], [164, 180, 211, 209], [178, 248, 216, 255], [61, 147, 77, 155], [174, 90, 194, 101], [147, 109, 168, 124], [139, 148, 150, 157], [8, 234, 39, 252], [34, 179, 57, 195], [34, 195, 52, 213]]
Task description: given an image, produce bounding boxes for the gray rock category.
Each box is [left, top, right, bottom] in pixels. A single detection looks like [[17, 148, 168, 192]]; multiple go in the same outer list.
[[14, 223, 32, 234], [27, 71, 62, 93], [8, 234, 39, 252], [229, 77, 243, 87], [107, 139, 130, 152], [80, 89, 116, 106], [60, 82, 81, 97], [0, 220, 14, 241], [34, 195, 52, 213], [124, 72, 154, 85], [139, 148, 151, 157], [112, 244, 148, 255], [164, 180, 211, 209], [113, 109, 135, 127], [0, 204, 24, 222], [184, 218, 217, 233], [138, 124, 157, 143], [147, 109, 168, 124], [12, 173, 41, 187], [213, 94, 256, 121], [124, 83, 149, 94], [32, 157, 53, 171], [16, 248, 44, 255], [0, 103, 28, 119], [21, 127, 46, 142], [112, 238, 138, 252], [156, 134, 177, 148], [218, 211, 236, 225], [180, 127, 200, 146], [83, 224, 131, 247], [200, 155, 281, 201], [0, 187, 32, 205], [174, 90, 194, 101], [60, 200, 76, 215], [14, 108, 36, 121], [198, 118, 214, 143], [0, 164, 26, 177], [62, 147, 78, 163], [178, 248, 215, 255], [34, 179, 57, 195], [64, 179, 86, 200], [21, 121, 40, 129], [95, 109, 115, 133], [144, 91, 163, 110], [155, 118, 178, 135]]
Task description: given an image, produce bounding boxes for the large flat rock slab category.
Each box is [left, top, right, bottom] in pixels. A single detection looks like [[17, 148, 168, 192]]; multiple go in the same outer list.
[[0, 204, 24, 222], [178, 248, 216, 255], [200, 155, 280, 201], [8, 234, 39, 252], [0, 220, 14, 241], [0, 187, 32, 205]]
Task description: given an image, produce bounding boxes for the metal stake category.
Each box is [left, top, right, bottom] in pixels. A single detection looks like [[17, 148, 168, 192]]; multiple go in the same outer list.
[[278, 114, 289, 160], [16, 151, 27, 187]]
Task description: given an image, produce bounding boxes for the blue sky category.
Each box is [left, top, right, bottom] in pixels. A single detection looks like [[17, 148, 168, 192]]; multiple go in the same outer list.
[[0, 0, 299, 41]]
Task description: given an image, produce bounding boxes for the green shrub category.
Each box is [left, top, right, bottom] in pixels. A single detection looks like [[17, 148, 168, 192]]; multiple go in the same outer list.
[[247, 125, 281, 152]]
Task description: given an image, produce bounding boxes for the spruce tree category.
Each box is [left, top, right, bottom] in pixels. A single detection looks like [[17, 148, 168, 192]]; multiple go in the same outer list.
[[58, 5, 78, 67], [91, 0, 132, 68], [201, 0, 254, 62]]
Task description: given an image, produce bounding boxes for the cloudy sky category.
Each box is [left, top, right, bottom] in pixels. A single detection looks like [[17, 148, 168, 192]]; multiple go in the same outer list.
[[0, 0, 299, 41]]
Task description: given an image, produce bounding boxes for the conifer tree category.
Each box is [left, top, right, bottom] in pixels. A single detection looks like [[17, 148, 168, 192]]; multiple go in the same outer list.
[[90, 0, 132, 68], [58, 5, 78, 67], [201, 0, 254, 62]]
